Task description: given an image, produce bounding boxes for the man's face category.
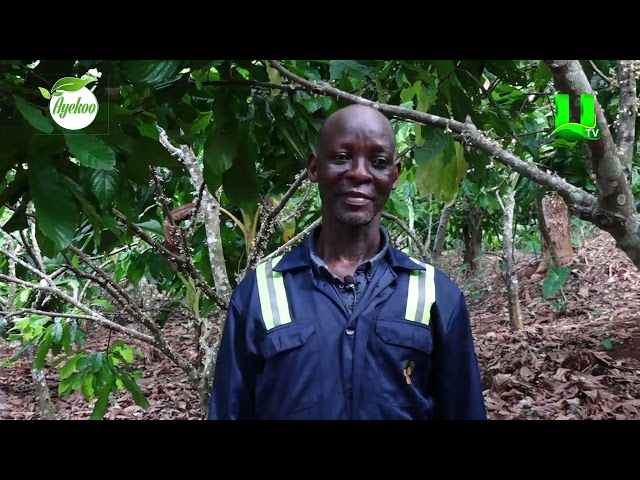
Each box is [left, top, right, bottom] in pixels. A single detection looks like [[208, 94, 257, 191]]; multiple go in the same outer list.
[[308, 106, 400, 226]]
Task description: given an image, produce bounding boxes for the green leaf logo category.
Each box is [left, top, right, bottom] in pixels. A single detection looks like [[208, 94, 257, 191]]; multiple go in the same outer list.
[[40, 75, 100, 131], [51, 76, 96, 94], [38, 77, 97, 100], [38, 87, 51, 99], [551, 122, 601, 142]]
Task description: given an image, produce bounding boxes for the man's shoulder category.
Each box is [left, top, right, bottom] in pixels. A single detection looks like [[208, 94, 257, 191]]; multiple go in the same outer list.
[[433, 267, 463, 298], [392, 249, 464, 302], [230, 243, 308, 300]]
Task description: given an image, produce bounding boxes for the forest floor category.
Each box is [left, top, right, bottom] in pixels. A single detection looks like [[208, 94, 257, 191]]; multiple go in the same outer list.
[[1, 230, 639, 420]]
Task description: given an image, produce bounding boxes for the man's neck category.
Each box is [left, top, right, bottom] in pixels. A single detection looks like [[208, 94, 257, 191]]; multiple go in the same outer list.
[[316, 219, 382, 267]]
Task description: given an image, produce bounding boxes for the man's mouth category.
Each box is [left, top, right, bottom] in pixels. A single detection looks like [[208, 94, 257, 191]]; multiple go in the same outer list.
[[341, 191, 373, 205]]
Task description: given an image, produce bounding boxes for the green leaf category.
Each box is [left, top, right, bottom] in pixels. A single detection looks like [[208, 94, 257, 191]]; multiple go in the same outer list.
[[430, 60, 457, 98], [149, 254, 174, 281], [329, 60, 374, 81], [93, 351, 104, 372], [120, 60, 186, 86], [60, 354, 81, 380], [449, 84, 473, 122], [275, 119, 305, 162], [90, 385, 111, 419], [13, 96, 54, 134], [542, 267, 569, 298], [186, 111, 212, 136], [203, 126, 239, 194], [415, 128, 448, 165], [2, 201, 29, 233], [534, 62, 553, 88], [222, 130, 259, 217], [126, 254, 146, 285], [416, 82, 437, 113], [114, 343, 135, 363], [82, 372, 95, 400], [51, 321, 63, 342], [36, 334, 52, 369], [52, 76, 96, 93], [84, 167, 119, 206], [62, 322, 72, 355], [518, 135, 540, 160], [59, 371, 81, 396], [135, 220, 164, 236], [415, 135, 467, 205], [400, 81, 420, 103], [65, 134, 116, 170], [62, 174, 105, 231], [129, 134, 182, 170], [27, 157, 80, 253], [38, 87, 51, 99], [485, 60, 528, 86], [118, 371, 150, 409]]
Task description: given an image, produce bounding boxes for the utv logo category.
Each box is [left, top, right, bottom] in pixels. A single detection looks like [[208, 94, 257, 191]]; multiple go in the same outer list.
[[551, 93, 601, 141], [38, 77, 99, 130]]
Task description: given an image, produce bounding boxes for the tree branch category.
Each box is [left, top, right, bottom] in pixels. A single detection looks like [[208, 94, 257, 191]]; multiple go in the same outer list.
[[200, 79, 305, 93], [0, 272, 156, 344], [395, 141, 417, 162], [588, 60, 615, 86], [546, 60, 636, 217], [381, 212, 430, 262], [267, 60, 597, 212], [616, 60, 638, 175], [113, 209, 229, 310], [461, 68, 526, 152], [245, 169, 309, 273], [65, 247, 147, 326], [158, 128, 232, 301], [260, 217, 321, 264]]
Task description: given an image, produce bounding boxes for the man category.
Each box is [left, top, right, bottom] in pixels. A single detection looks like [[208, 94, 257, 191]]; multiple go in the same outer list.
[[207, 103, 487, 420]]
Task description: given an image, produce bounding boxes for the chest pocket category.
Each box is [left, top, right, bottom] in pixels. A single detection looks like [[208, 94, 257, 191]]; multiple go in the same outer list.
[[374, 317, 434, 408], [256, 320, 321, 418]]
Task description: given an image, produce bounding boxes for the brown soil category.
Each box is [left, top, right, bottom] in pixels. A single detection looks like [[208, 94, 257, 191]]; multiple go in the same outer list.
[[446, 231, 640, 420]]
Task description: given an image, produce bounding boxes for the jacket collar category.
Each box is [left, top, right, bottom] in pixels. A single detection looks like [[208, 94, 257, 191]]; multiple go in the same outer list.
[[271, 224, 426, 273]]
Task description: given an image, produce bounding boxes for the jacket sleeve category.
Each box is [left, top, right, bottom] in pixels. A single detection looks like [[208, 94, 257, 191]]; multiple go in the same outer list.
[[432, 291, 487, 420], [207, 298, 258, 420]]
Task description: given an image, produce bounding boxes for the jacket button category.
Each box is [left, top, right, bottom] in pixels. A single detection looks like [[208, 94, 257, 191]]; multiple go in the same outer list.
[[345, 326, 355, 335]]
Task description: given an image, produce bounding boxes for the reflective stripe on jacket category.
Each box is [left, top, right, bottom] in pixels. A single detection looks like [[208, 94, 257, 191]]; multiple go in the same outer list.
[[207, 236, 487, 420]]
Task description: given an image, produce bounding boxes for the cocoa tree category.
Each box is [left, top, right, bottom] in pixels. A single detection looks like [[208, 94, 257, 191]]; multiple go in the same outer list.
[[1, 59, 638, 419]]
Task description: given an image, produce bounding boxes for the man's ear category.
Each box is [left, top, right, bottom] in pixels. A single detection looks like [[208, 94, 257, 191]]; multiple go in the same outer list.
[[391, 158, 401, 190], [307, 152, 318, 182]]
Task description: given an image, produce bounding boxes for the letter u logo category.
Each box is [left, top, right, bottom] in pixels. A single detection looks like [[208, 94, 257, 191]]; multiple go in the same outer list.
[[554, 93, 596, 129]]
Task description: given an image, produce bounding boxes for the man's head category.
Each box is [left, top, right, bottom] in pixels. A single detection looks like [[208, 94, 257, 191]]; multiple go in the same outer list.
[[307, 104, 400, 227]]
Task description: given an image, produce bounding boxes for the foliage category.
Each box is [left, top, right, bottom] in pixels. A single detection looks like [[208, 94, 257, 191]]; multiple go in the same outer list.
[[0, 59, 637, 418]]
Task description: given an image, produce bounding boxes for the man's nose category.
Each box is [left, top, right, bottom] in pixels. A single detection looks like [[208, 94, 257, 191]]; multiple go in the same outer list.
[[345, 156, 372, 181]]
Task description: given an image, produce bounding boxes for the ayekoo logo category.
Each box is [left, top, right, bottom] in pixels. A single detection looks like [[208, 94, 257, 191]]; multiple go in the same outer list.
[[38, 77, 99, 130], [551, 93, 600, 141]]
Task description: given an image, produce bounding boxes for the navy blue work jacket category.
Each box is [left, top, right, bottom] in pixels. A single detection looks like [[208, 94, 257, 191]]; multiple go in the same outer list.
[[207, 236, 487, 420]]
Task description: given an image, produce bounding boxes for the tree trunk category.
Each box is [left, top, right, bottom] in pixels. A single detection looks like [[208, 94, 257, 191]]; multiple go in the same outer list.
[[503, 187, 523, 331], [433, 203, 453, 260], [538, 193, 573, 269], [462, 206, 483, 271], [25, 344, 56, 419]]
